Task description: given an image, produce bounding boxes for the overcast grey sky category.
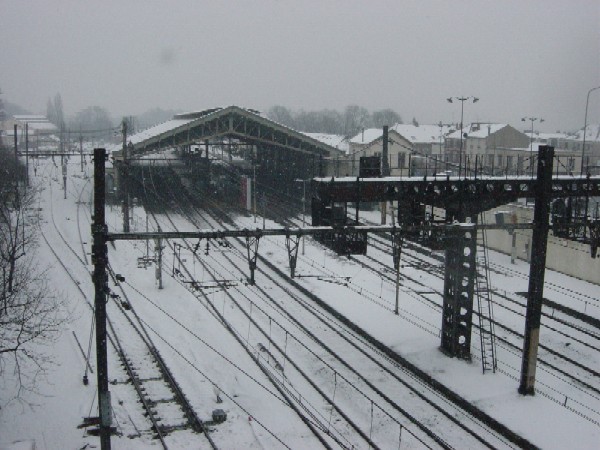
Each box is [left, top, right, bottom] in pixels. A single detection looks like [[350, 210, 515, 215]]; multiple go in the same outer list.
[[2, 0, 599, 132]]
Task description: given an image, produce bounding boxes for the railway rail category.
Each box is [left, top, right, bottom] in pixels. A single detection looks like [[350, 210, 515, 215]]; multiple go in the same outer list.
[[42, 158, 217, 448], [135, 163, 537, 448]]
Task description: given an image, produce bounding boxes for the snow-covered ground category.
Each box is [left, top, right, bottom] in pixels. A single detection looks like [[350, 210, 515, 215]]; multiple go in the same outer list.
[[1, 154, 599, 449]]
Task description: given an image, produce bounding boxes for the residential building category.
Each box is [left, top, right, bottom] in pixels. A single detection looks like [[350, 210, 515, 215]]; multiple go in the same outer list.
[[348, 127, 413, 176], [445, 123, 530, 175], [1, 115, 58, 152]]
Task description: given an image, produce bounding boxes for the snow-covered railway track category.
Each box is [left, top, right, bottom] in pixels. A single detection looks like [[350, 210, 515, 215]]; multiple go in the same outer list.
[[105, 267, 216, 446], [43, 162, 217, 448], [254, 203, 600, 409], [139, 166, 342, 448], [147, 166, 535, 449], [359, 239, 600, 422]]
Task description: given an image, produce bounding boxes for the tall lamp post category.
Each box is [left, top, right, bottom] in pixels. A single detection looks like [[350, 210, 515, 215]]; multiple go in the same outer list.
[[581, 86, 600, 176], [447, 96, 479, 177], [521, 117, 544, 178]]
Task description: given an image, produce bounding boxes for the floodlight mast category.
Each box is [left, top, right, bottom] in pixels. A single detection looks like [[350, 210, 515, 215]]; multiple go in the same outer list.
[[581, 86, 600, 176], [447, 96, 479, 178], [521, 117, 544, 178]]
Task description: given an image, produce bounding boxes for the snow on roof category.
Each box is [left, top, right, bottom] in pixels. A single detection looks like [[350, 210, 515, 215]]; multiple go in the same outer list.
[[446, 123, 507, 139], [527, 131, 570, 140], [391, 124, 453, 144], [303, 132, 349, 153], [106, 116, 195, 153], [573, 124, 600, 142], [125, 107, 265, 149], [349, 128, 385, 144], [27, 121, 58, 132], [128, 117, 196, 146], [109, 106, 337, 154], [4, 121, 57, 135], [13, 114, 49, 123]]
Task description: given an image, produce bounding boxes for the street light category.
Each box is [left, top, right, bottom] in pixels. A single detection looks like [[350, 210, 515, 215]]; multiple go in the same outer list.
[[447, 96, 479, 177], [521, 117, 544, 177], [581, 86, 600, 176]]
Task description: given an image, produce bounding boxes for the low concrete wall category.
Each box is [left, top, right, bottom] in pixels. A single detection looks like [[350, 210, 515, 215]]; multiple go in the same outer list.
[[482, 203, 600, 285]]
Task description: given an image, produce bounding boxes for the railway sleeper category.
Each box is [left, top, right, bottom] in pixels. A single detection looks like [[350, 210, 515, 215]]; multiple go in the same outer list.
[[137, 376, 163, 383], [147, 397, 177, 406]]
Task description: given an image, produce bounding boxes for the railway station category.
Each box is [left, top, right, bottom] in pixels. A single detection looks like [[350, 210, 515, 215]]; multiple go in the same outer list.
[[3, 2, 600, 448], [5, 106, 600, 450], [106, 107, 600, 384]]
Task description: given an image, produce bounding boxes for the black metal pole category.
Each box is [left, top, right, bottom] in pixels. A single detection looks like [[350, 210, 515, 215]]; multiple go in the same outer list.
[[459, 99, 464, 178], [25, 123, 29, 187], [382, 125, 390, 177], [92, 148, 112, 448], [121, 120, 129, 232], [14, 124, 18, 163], [519, 145, 554, 395]]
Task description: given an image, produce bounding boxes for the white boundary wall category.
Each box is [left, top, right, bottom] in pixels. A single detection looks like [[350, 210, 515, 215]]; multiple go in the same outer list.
[[482, 203, 600, 285]]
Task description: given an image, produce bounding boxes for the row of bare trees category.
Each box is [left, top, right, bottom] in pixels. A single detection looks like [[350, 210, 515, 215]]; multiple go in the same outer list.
[[267, 105, 403, 137], [0, 148, 66, 403]]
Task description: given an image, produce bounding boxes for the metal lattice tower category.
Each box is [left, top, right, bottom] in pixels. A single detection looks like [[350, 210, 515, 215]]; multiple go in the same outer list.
[[440, 224, 476, 359]]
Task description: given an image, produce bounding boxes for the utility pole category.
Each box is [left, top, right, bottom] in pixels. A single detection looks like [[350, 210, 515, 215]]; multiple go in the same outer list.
[[262, 193, 266, 230], [121, 120, 130, 232], [25, 123, 29, 187], [392, 229, 403, 315], [91, 148, 112, 449], [62, 155, 67, 199], [381, 125, 389, 225], [14, 124, 18, 163], [519, 145, 554, 395], [253, 163, 257, 223], [80, 134, 84, 172], [155, 226, 163, 289], [302, 180, 306, 255]]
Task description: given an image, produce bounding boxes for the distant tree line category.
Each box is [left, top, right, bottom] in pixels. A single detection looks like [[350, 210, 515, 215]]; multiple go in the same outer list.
[[266, 105, 403, 137]]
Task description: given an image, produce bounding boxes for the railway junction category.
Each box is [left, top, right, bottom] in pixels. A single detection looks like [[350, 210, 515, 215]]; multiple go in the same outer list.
[[70, 106, 600, 448], [8, 106, 598, 448]]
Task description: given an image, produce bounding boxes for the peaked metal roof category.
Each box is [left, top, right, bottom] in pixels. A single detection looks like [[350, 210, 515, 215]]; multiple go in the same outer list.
[[119, 106, 340, 158]]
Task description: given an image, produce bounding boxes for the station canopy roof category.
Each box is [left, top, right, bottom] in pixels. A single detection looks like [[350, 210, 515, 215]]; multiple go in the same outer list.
[[112, 106, 340, 159]]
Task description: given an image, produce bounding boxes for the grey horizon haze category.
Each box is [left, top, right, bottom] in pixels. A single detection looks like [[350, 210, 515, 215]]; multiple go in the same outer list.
[[1, 0, 599, 133]]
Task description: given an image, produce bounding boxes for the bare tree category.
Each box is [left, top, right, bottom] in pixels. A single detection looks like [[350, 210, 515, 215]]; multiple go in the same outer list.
[[46, 93, 65, 129], [372, 109, 402, 128], [266, 105, 295, 128], [343, 105, 371, 137], [0, 150, 67, 404]]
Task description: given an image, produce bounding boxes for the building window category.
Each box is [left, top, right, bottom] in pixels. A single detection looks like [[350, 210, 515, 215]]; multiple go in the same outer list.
[[506, 156, 513, 169], [497, 155, 503, 167], [487, 154, 494, 166]]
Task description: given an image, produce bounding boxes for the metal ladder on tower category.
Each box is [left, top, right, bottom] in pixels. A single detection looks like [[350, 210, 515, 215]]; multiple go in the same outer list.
[[475, 212, 497, 373]]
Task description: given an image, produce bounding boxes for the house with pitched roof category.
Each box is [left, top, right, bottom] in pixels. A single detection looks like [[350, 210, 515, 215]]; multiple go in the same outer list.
[[567, 124, 600, 173], [347, 127, 413, 176], [445, 123, 530, 175], [1, 115, 58, 152], [348, 124, 460, 176]]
